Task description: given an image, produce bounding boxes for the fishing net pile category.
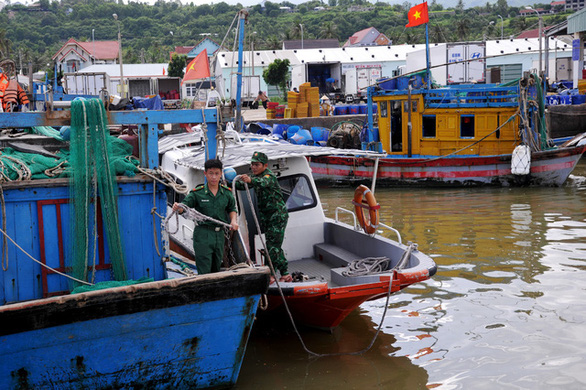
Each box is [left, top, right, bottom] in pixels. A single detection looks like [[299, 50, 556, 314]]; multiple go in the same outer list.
[[0, 134, 138, 181], [69, 98, 128, 286]]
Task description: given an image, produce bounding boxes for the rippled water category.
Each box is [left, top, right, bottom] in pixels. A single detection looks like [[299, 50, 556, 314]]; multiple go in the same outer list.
[[237, 160, 586, 389]]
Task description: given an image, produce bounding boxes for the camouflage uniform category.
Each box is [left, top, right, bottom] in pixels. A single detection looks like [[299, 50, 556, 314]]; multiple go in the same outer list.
[[182, 183, 237, 274], [238, 152, 289, 276]]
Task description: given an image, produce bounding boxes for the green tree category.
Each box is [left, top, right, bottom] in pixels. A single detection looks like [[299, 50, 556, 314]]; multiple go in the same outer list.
[[168, 53, 187, 78], [319, 21, 339, 39], [262, 58, 290, 100], [0, 29, 11, 58]]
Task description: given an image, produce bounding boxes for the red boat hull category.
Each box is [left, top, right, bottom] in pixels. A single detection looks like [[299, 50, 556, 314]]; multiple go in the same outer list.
[[309, 145, 586, 187], [266, 268, 431, 330]]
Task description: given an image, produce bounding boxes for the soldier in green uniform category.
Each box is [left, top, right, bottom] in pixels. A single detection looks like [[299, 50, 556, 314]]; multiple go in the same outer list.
[[238, 151, 291, 283], [172, 159, 238, 275]]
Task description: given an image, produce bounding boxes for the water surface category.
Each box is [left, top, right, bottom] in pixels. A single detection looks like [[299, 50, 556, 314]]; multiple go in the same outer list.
[[237, 160, 586, 389]]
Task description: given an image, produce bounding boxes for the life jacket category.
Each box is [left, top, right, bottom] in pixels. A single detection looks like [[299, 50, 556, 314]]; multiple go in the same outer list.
[[0, 73, 8, 99], [2, 79, 29, 111]]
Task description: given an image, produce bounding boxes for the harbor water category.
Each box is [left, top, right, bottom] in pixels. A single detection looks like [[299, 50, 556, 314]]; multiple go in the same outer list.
[[237, 160, 586, 389]]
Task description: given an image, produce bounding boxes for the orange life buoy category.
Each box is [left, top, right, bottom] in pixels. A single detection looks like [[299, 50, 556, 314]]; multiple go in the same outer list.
[[352, 185, 380, 234]]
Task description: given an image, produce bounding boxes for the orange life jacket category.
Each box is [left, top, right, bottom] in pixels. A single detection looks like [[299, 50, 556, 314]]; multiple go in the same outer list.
[[0, 73, 9, 99]]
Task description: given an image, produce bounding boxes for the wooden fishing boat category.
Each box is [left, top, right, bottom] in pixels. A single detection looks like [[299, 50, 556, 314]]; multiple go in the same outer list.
[[161, 134, 437, 330], [308, 74, 586, 186], [0, 105, 269, 389]]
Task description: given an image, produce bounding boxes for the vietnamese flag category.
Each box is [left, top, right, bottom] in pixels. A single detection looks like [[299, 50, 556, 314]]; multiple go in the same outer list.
[[406, 2, 429, 28], [182, 49, 211, 84]]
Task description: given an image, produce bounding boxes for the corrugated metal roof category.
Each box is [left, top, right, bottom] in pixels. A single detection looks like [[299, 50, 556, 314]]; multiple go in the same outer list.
[[568, 7, 586, 34], [79, 63, 169, 78]]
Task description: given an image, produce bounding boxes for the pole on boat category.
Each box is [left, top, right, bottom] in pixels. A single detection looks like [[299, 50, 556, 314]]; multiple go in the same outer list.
[[425, 22, 431, 89], [407, 79, 413, 158], [366, 86, 374, 142], [234, 9, 248, 133]]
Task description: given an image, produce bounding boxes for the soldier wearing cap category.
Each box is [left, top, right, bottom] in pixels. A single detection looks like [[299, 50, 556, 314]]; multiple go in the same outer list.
[[173, 159, 238, 275], [238, 151, 291, 283]]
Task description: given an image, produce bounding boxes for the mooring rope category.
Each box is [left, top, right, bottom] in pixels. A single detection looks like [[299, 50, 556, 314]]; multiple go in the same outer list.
[[0, 225, 93, 286]]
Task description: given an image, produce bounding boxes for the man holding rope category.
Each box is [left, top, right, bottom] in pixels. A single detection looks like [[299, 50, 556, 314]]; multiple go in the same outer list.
[[237, 151, 291, 284], [172, 159, 238, 274]]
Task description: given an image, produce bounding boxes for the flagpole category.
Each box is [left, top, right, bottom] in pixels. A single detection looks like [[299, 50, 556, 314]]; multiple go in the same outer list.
[[425, 22, 431, 89]]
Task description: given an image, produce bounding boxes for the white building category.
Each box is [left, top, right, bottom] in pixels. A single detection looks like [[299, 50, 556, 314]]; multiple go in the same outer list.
[[213, 37, 573, 99]]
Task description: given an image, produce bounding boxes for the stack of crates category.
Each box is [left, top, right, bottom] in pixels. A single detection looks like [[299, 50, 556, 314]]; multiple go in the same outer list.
[[307, 87, 320, 117], [296, 82, 320, 118], [287, 91, 299, 117]]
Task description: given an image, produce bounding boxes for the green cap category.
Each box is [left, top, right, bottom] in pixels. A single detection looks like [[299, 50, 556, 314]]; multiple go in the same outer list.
[[251, 151, 268, 164]]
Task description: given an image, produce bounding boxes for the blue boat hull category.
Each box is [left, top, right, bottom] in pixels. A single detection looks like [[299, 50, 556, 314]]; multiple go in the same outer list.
[[0, 269, 269, 389]]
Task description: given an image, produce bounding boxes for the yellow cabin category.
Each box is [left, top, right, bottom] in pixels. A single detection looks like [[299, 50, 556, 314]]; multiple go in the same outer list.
[[373, 88, 522, 157]]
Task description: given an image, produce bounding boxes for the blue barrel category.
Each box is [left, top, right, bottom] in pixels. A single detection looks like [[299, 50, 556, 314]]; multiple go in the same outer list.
[[558, 95, 571, 105], [349, 105, 359, 115], [572, 94, 586, 105], [372, 104, 377, 114], [412, 74, 426, 89], [397, 76, 409, 90], [311, 127, 330, 142], [287, 125, 301, 139], [273, 123, 289, 137], [546, 95, 559, 106], [377, 78, 396, 90], [335, 105, 348, 115], [358, 104, 368, 114], [289, 129, 312, 145]]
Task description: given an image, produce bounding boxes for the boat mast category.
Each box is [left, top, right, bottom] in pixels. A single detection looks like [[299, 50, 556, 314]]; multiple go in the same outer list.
[[234, 9, 248, 133]]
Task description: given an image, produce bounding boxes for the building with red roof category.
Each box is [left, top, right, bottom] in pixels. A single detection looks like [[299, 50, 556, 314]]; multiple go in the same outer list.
[[52, 38, 119, 73], [343, 27, 391, 48]]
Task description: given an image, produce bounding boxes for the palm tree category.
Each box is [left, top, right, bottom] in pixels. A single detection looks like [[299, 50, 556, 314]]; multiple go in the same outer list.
[[0, 29, 12, 59], [455, 19, 469, 41], [319, 21, 339, 40]]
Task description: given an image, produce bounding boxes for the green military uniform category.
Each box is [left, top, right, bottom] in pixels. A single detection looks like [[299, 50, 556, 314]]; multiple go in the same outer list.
[[238, 152, 289, 276], [182, 183, 237, 274]]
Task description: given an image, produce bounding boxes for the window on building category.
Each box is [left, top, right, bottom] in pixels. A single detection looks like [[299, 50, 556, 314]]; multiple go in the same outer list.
[[422, 115, 436, 138], [460, 115, 474, 138]]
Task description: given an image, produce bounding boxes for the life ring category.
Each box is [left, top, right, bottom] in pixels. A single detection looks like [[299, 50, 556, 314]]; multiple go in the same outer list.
[[352, 185, 380, 234]]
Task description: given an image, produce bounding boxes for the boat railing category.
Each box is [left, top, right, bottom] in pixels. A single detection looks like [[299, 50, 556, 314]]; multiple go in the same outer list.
[[334, 207, 403, 244], [377, 222, 402, 245], [335, 207, 358, 230], [425, 86, 520, 108], [374, 85, 520, 109]]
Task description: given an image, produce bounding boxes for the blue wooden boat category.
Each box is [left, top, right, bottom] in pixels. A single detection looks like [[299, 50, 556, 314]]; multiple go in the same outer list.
[[0, 107, 270, 389]]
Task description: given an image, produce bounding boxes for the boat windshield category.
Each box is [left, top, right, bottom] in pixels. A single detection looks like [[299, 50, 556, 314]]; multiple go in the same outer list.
[[278, 174, 318, 213]]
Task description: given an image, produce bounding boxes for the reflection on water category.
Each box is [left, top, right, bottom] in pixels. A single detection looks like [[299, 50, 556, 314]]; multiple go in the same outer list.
[[238, 161, 586, 389]]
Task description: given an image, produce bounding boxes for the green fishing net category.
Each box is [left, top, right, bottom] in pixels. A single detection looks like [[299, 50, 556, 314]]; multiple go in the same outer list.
[[71, 277, 154, 294], [69, 98, 127, 286]]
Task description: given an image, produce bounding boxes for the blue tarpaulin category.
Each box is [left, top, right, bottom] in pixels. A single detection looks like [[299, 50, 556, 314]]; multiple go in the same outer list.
[[133, 95, 164, 110]]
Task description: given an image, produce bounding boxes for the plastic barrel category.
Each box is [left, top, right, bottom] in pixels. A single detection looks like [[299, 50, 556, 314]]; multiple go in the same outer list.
[[558, 95, 571, 105], [397, 76, 409, 90], [377, 78, 396, 90], [546, 96, 559, 106], [273, 124, 290, 137], [287, 125, 301, 139], [349, 105, 359, 115], [572, 94, 586, 105], [289, 129, 313, 145], [358, 104, 367, 114], [311, 127, 330, 142], [335, 105, 348, 115]]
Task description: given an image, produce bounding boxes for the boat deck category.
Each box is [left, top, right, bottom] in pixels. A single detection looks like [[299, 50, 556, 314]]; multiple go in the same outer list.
[[288, 258, 340, 287]]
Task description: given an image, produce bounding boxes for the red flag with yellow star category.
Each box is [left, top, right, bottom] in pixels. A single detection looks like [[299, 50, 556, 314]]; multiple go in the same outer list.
[[182, 49, 210, 85], [406, 2, 429, 28]]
